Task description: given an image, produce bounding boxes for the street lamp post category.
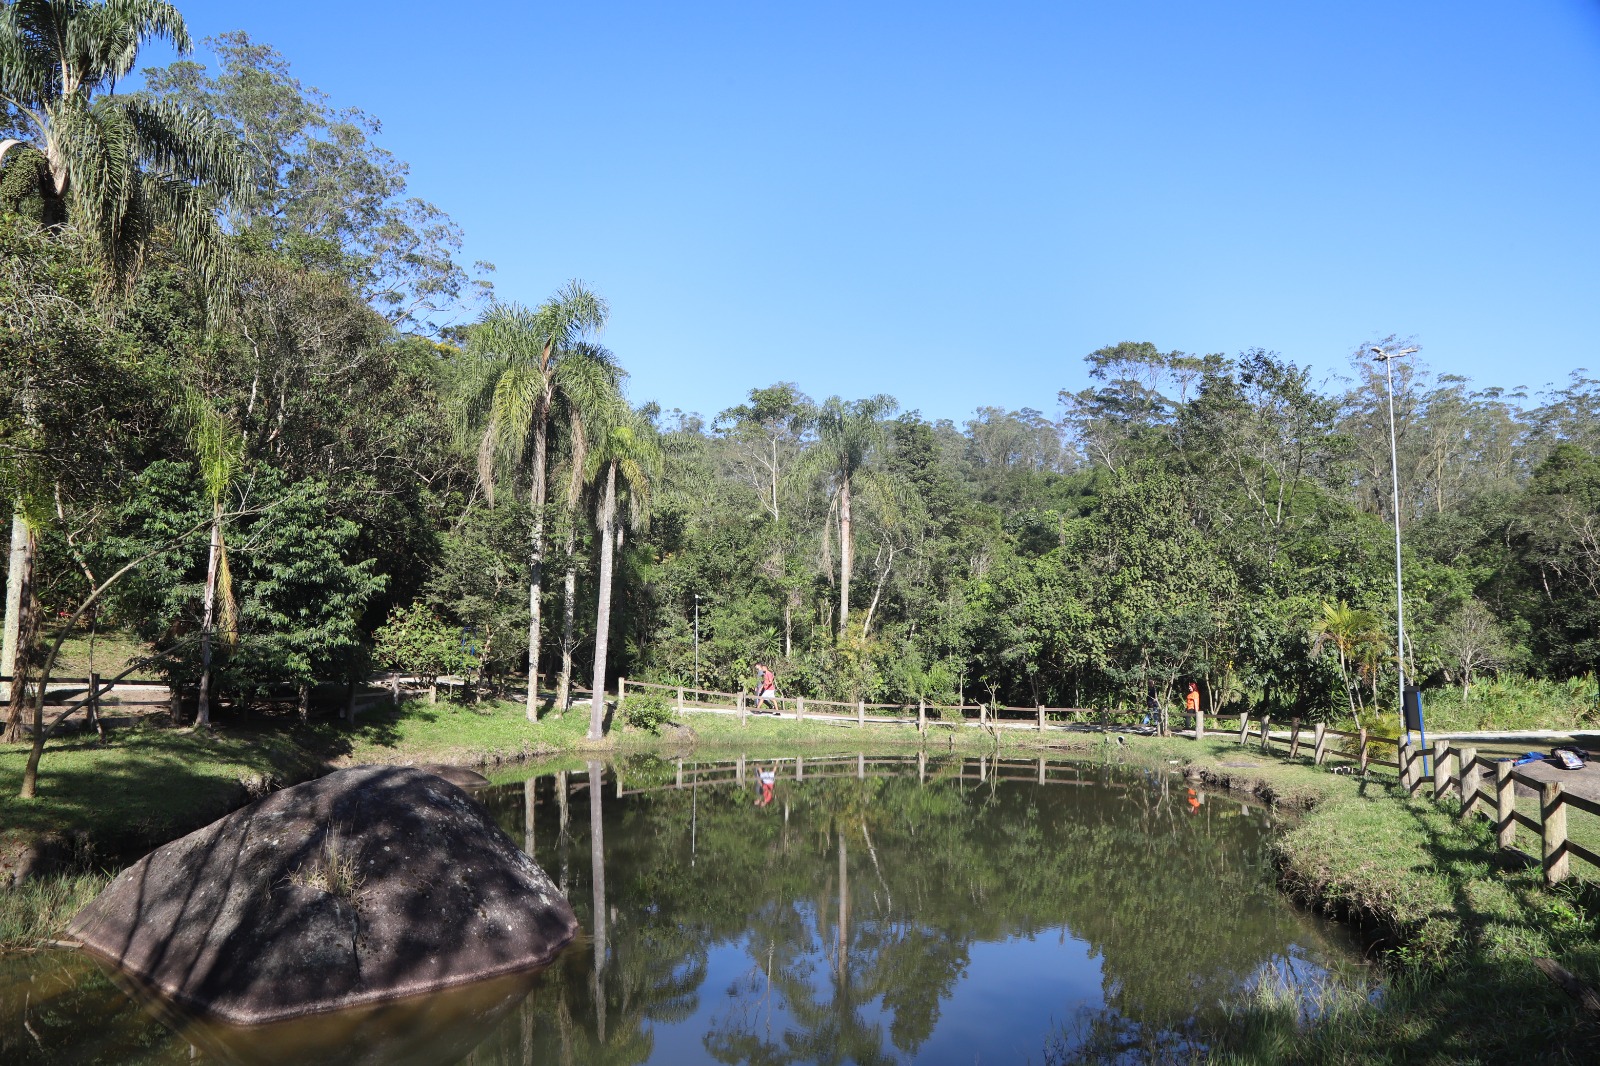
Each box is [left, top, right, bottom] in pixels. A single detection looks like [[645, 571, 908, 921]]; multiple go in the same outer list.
[[1370, 344, 1424, 769], [693, 593, 700, 691]]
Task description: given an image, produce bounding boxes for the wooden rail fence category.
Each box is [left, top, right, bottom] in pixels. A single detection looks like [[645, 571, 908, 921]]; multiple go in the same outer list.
[[1225, 710, 1600, 886]]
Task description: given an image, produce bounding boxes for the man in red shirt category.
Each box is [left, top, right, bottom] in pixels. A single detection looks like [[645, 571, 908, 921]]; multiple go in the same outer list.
[[755, 663, 777, 711]]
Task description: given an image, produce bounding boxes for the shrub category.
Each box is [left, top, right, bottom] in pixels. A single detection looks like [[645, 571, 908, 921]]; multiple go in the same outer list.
[[621, 689, 677, 734]]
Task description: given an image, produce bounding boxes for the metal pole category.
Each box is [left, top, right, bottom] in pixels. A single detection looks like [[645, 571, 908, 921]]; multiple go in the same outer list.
[[1378, 346, 1426, 775], [694, 594, 700, 691]]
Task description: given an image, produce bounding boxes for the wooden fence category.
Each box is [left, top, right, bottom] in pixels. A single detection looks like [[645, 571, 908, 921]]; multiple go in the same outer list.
[[0, 671, 172, 739], [1225, 711, 1600, 886], [619, 677, 1117, 734]]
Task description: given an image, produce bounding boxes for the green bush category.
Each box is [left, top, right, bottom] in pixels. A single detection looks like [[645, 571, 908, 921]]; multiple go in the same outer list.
[[621, 689, 678, 735]]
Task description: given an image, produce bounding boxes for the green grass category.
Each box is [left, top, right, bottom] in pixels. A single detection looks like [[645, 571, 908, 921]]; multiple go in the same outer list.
[[0, 871, 109, 952], [0, 723, 326, 864], [40, 628, 160, 681]]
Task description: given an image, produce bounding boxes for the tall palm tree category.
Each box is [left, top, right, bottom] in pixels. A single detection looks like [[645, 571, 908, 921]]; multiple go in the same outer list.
[[0, 0, 246, 707], [811, 395, 895, 633], [586, 416, 661, 740], [463, 288, 612, 719]]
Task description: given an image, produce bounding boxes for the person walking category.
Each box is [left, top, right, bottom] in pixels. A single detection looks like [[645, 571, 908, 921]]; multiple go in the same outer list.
[[755, 663, 778, 712], [1184, 682, 1201, 727]]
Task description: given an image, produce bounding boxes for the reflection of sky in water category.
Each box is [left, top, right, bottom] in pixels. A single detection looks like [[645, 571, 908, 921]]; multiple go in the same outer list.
[[633, 915, 1364, 1064]]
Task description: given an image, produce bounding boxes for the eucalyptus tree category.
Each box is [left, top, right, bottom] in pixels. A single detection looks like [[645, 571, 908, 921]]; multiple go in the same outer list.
[[0, 0, 246, 704], [811, 395, 896, 634], [587, 415, 662, 740], [463, 286, 611, 718]]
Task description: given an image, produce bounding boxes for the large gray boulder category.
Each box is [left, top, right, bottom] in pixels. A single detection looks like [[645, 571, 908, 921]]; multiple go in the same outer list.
[[68, 765, 576, 1025]]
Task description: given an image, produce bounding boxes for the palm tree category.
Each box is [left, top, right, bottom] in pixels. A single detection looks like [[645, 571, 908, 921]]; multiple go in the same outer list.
[[0, 0, 246, 709], [811, 395, 896, 633], [186, 393, 244, 728], [1310, 601, 1382, 718], [586, 416, 661, 740], [463, 288, 612, 719]]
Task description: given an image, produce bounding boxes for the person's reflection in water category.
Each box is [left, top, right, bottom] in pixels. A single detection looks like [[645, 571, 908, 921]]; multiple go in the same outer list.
[[756, 765, 776, 807]]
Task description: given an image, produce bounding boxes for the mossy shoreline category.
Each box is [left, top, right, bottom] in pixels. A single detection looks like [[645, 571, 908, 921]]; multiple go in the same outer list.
[[4, 704, 1598, 1061]]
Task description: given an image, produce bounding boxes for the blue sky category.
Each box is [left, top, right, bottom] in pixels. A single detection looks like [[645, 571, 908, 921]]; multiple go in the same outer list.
[[138, 1, 1600, 423]]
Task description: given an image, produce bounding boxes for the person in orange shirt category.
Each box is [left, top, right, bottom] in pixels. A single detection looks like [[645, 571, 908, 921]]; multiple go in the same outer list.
[[1184, 682, 1201, 723]]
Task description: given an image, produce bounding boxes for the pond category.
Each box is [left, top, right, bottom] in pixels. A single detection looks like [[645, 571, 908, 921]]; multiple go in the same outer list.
[[2, 753, 1374, 1064]]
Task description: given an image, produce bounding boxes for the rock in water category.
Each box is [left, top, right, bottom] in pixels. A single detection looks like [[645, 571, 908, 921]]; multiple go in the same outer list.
[[67, 765, 577, 1024]]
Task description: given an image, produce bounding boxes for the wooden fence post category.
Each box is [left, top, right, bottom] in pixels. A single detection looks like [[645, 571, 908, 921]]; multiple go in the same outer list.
[[1496, 761, 1516, 849], [618, 677, 626, 710], [738, 690, 747, 725], [1458, 747, 1479, 820], [1195, 703, 1205, 740], [1237, 713, 1250, 745], [1313, 722, 1328, 766], [1358, 727, 1369, 774], [857, 700, 865, 727], [1401, 742, 1419, 796], [918, 749, 926, 784], [1543, 780, 1570, 886], [796, 696, 804, 723], [676, 759, 684, 788], [1259, 715, 1272, 751], [676, 685, 684, 713], [1433, 739, 1453, 802], [737, 754, 746, 786], [858, 753, 866, 779], [796, 756, 804, 781], [1038, 705, 1045, 734], [918, 699, 926, 733], [1288, 718, 1302, 759]]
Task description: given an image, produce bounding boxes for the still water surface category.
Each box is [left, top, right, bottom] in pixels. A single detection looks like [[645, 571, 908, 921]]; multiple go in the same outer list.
[[2, 753, 1372, 1064]]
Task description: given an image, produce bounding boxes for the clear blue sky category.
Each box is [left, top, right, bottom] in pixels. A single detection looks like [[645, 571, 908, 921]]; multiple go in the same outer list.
[[137, 1, 1600, 423]]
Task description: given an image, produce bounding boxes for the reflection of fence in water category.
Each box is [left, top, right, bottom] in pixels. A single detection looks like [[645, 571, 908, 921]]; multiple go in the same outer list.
[[614, 753, 1160, 798]]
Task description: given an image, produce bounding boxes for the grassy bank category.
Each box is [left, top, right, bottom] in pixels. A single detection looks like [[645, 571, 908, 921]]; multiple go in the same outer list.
[[1089, 735, 1600, 1064]]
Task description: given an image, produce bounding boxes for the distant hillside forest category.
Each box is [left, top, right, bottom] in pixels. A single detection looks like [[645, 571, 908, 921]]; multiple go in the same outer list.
[[4, 15, 1599, 732]]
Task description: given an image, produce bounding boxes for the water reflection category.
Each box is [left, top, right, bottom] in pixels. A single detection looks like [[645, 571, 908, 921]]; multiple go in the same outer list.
[[1, 754, 1372, 1065]]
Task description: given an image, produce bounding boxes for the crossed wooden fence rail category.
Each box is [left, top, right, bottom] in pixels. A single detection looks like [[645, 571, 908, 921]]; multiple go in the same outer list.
[[1225, 710, 1598, 886]]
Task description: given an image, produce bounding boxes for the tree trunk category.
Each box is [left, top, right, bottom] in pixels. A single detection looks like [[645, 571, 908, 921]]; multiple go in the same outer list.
[[2, 521, 37, 744], [297, 680, 310, 721], [556, 524, 578, 715], [195, 503, 223, 729], [838, 475, 853, 632], [525, 401, 551, 721], [2, 508, 29, 705], [587, 463, 618, 740]]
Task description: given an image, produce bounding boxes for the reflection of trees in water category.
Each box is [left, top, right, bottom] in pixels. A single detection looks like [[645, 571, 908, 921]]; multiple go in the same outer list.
[[467, 757, 1355, 1065], [5, 759, 1359, 1065]]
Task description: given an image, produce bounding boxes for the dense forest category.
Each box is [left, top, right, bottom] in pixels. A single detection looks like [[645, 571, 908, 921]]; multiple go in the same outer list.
[[5, 7, 1600, 739]]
